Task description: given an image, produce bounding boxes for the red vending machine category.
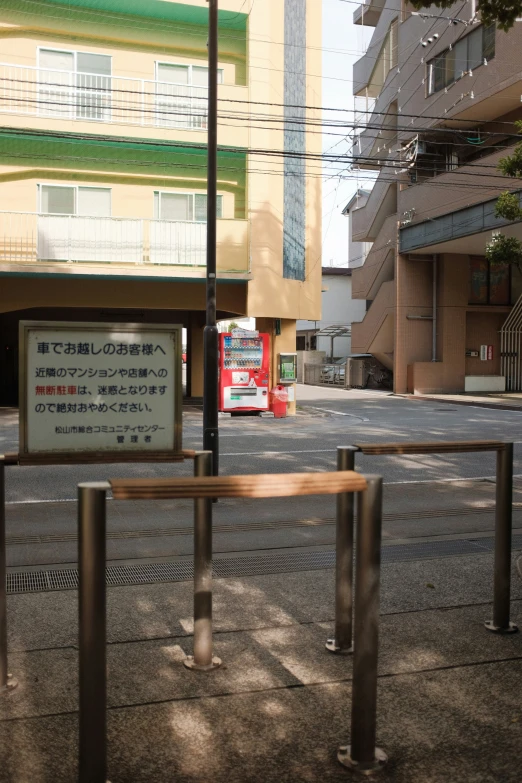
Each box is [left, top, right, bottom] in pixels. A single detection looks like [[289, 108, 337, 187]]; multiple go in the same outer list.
[[219, 330, 270, 412]]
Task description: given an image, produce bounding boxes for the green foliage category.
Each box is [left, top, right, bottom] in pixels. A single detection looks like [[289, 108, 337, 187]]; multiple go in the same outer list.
[[486, 233, 522, 270], [228, 321, 240, 330], [408, 0, 522, 30], [495, 191, 522, 221]]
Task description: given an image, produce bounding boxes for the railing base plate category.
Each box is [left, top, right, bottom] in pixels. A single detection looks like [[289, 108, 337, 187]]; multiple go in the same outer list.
[[0, 674, 18, 695], [325, 638, 353, 655], [183, 656, 222, 672], [484, 620, 519, 634], [338, 746, 388, 775]]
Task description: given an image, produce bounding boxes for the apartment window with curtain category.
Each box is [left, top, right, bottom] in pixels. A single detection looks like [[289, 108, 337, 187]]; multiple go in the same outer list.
[[38, 48, 112, 120], [39, 185, 112, 216], [154, 192, 223, 222], [155, 63, 223, 129], [427, 24, 495, 95]]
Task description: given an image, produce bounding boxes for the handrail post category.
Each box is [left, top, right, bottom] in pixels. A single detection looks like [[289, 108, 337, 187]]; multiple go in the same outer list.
[[485, 443, 518, 634], [338, 476, 388, 774], [79, 482, 109, 783], [326, 446, 358, 654], [0, 458, 17, 694], [184, 451, 222, 671]]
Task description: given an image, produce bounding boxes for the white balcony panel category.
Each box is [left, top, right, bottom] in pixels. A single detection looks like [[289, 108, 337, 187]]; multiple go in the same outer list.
[[0, 63, 210, 129], [37, 215, 142, 263], [149, 220, 206, 265]]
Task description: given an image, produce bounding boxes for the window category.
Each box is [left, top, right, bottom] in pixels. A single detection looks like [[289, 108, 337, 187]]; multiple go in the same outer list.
[[155, 63, 223, 86], [154, 192, 223, 222], [155, 62, 223, 129], [469, 256, 510, 306], [38, 48, 111, 120], [39, 185, 111, 217], [427, 25, 495, 95]]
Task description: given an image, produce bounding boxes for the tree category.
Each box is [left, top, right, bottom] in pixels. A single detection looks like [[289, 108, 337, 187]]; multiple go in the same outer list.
[[409, 1, 522, 31], [228, 321, 240, 330], [485, 122, 522, 271]]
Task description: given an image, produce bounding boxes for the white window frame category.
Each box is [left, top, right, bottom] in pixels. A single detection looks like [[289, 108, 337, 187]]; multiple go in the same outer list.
[[37, 47, 113, 77], [38, 184, 112, 216], [37, 47, 112, 122], [154, 61, 223, 86], [153, 191, 223, 222]]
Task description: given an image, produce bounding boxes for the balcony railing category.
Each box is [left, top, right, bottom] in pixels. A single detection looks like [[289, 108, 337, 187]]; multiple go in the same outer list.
[[0, 212, 249, 272], [0, 63, 209, 129]]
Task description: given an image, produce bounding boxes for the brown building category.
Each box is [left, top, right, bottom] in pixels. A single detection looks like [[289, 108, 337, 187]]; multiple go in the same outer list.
[[350, 0, 522, 394]]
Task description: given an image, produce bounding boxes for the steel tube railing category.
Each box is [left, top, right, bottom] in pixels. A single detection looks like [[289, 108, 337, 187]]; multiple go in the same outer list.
[[184, 451, 222, 671], [326, 446, 358, 654], [486, 443, 518, 633], [78, 482, 110, 783], [353, 440, 518, 635], [338, 476, 387, 774], [0, 459, 16, 694]]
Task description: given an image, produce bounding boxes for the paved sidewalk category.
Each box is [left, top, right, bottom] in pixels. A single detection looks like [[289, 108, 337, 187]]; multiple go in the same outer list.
[[1, 548, 521, 782], [404, 391, 522, 411]]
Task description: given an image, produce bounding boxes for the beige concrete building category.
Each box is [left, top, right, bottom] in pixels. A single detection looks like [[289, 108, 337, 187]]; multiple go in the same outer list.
[[0, 0, 322, 405], [350, 0, 522, 394]]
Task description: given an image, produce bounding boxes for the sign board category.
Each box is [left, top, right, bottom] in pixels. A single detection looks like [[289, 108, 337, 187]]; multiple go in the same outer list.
[[480, 345, 494, 361], [19, 321, 182, 456], [279, 353, 297, 383], [487, 345, 494, 361]]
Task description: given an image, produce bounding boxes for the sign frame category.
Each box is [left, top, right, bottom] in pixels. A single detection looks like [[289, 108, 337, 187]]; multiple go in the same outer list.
[[279, 352, 298, 383], [19, 320, 183, 460]]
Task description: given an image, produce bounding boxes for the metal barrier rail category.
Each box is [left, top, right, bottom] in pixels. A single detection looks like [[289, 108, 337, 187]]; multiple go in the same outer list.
[[0, 450, 193, 697], [78, 461, 384, 781], [326, 440, 518, 658]]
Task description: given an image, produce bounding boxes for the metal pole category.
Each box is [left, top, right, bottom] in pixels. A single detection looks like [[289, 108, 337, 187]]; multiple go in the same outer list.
[[0, 459, 17, 693], [338, 476, 388, 774], [203, 0, 219, 477], [79, 482, 109, 783], [184, 452, 222, 671], [485, 444, 518, 634], [326, 446, 358, 654], [432, 254, 437, 361]]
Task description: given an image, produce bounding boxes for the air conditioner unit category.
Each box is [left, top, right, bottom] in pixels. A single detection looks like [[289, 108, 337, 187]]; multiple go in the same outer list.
[[348, 358, 369, 388]]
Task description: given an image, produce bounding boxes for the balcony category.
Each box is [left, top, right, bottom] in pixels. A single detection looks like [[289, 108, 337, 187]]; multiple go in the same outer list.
[[0, 63, 247, 144], [353, 0, 386, 27], [0, 213, 249, 276]]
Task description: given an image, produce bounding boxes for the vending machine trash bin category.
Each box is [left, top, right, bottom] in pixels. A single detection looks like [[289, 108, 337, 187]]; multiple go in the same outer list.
[[270, 385, 288, 418]]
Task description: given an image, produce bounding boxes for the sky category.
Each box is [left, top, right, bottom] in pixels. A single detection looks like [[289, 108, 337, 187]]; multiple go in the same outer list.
[[322, 0, 373, 268]]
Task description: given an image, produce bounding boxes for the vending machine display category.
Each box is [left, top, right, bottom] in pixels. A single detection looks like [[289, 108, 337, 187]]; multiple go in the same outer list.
[[219, 331, 270, 411]]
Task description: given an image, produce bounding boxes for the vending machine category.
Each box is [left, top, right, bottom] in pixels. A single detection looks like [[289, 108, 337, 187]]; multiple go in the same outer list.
[[219, 330, 270, 412]]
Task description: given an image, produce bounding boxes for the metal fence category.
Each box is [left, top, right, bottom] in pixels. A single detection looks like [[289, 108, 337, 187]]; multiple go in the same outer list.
[[0, 211, 247, 268], [304, 362, 346, 387], [0, 63, 208, 129]]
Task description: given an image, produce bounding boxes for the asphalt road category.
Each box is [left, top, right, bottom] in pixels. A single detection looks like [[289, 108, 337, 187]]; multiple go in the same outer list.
[[2, 386, 522, 502], [2, 385, 522, 567]]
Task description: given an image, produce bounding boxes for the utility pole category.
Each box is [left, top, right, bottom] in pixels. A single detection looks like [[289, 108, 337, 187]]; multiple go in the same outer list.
[[203, 0, 219, 475]]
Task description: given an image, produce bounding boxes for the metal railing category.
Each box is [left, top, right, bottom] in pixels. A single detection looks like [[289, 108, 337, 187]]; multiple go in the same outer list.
[[77, 461, 377, 781], [0, 211, 248, 269], [326, 440, 518, 656], [0, 63, 209, 129], [304, 362, 346, 387]]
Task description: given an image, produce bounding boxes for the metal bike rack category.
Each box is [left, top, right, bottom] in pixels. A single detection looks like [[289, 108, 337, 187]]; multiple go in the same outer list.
[[77, 462, 380, 781], [326, 440, 518, 660], [0, 449, 194, 699]]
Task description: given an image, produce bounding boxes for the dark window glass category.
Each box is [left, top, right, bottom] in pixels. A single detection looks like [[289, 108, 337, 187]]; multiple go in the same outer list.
[[428, 24, 495, 95], [489, 262, 510, 305], [469, 257, 511, 305], [483, 23, 495, 61], [469, 256, 489, 304]]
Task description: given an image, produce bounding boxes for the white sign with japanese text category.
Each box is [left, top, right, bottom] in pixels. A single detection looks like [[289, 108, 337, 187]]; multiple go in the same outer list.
[[20, 322, 182, 454]]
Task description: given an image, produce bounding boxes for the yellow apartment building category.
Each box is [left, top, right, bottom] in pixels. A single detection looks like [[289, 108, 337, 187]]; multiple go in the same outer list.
[[0, 0, 322, 405]]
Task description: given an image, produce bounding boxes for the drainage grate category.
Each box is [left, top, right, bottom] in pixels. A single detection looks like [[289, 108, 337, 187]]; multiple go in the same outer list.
[[5, 534, 522, 595]]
